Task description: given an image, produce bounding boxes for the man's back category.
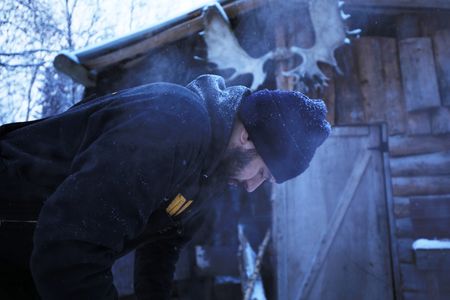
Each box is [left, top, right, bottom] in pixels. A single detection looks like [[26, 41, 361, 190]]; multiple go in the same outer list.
[[0, 80, 215, 299]]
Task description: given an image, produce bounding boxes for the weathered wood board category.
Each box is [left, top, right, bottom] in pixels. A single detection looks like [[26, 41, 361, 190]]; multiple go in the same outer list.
[[433, 30, 450, 107], [396, 218, 414, 238], [355, 38, 386, 122], [404, 291, 450, 300], [334, 46, 366, 124], [392, 176, 450, 196], [398, 38, 441, 112], [398, 238, 414, 263], [396, 14, 420, 40], [388, 134, 450, 157], [410, 219, 450, 239], [380, 38, 407, 134], [407, 112, 432, 135], [354, 37, 406, 135], [432, 107, 450, 134], [394, 197, 410, 218], [415, 249, 450, 271], [410, 194, 450, 219], [389, 151, 450, 176], [273, 125, 394, 300], [401, 263, 450, 298], [400, 263, 428, 291], [410, 195, 450, 238], [395, 15, 435, 135]]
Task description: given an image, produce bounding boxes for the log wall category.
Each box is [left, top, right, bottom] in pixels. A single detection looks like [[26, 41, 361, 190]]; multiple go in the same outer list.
[[324, 13, 450, 300], [251, 8, 450, 299]]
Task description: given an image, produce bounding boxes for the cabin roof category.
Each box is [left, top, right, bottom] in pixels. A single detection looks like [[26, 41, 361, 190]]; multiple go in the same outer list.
[[53, 0, 450, 86]]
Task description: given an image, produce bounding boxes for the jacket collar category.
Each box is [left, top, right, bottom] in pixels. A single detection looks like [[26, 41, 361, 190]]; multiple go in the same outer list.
[[186, 75, 250, 178]]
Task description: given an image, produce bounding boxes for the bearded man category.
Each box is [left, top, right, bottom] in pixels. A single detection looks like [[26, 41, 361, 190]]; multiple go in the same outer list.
[[0, 74, 330, 299]]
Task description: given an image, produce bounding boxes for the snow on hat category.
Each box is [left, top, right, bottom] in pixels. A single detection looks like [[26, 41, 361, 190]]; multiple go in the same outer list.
[[238, 89, 331, 183]]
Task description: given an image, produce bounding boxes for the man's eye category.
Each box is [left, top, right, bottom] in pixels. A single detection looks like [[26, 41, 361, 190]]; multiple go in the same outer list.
[[261, 169, 270, 181]]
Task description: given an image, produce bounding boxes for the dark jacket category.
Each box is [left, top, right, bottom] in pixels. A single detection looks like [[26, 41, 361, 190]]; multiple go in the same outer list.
[[0, 75, 250, 299]]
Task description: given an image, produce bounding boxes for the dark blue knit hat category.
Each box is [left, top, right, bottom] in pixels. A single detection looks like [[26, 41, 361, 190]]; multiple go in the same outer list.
[[238, 89, 331, 183]]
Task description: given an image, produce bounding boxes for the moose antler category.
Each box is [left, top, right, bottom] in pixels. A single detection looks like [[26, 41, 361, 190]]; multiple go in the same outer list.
[[199, 0, 360, 90], [199, 3, 274, 90], [285, 0, 360, 87]]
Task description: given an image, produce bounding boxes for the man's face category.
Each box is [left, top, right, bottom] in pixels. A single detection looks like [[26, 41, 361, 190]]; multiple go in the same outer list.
[[218, 147, 275, 192]]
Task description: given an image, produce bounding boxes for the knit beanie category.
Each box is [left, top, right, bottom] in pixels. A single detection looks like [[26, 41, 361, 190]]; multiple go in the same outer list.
[[238, 89, 331, 183]]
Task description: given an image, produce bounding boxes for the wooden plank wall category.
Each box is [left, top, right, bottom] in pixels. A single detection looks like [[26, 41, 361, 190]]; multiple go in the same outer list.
[[317, 12, 450, 300]]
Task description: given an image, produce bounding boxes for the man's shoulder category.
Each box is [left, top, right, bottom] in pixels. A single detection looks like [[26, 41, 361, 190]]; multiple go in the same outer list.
[[120, 82, 208, 119]]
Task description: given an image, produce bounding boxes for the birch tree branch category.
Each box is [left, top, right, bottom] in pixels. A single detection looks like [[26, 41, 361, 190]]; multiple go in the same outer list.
[[0, 49, 58, 56], [243, 229, 271, 300]]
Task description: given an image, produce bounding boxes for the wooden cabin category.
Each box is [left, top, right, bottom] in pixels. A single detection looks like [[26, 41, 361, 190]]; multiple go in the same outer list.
[[55, 0, 450, 299]]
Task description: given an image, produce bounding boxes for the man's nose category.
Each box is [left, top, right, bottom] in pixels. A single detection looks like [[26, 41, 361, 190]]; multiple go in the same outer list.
[[245, 176, 265, 192]]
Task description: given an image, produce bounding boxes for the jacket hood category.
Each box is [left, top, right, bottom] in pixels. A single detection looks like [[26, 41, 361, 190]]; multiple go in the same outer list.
[[186, 74, 250, 177]]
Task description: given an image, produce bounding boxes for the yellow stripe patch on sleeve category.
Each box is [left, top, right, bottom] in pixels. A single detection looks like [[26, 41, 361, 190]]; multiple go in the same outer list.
[[174, 200, 193, 216], [166, 194, 186, 216]]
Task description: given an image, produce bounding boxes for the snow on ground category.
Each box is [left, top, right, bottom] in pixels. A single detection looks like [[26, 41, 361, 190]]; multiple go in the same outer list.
[[412, 238, 450, 250]]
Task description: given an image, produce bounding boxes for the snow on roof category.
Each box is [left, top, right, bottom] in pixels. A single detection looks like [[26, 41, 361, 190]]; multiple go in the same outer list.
[[412, 238, 450, 250]]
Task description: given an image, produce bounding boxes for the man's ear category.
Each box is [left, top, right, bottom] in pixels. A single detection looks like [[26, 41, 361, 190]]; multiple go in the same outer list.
[[239, 126, 256, 150], [227, 118, 255, 149], [239, 125, 249, 145]]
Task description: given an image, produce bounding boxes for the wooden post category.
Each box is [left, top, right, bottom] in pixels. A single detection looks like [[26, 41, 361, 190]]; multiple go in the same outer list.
[[382, 123, 404, 300]]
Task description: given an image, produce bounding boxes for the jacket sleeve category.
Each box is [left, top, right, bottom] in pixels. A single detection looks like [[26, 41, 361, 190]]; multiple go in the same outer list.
[[134, 210, 208, 300], [31, 94, 210, 299], [134, 232, 184, 300]]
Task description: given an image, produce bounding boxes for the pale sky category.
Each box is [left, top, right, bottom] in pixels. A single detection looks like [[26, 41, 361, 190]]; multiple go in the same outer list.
[[1, 0, 218, 123]]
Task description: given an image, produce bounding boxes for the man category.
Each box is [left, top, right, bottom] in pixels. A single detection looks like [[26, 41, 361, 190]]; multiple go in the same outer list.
[[0, 74, 330, 299]]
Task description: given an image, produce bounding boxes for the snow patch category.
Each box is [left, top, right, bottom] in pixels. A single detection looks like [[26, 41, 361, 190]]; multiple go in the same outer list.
[[412, 238, 450, 250], [195, 246, 210, 269], [215, 276, 241, 285]]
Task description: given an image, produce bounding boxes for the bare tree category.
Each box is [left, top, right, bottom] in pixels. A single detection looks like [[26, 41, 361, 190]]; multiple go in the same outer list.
[[0, 0, 112, 123], [0, 0, 58, 122], [0, 0, 181, 124]]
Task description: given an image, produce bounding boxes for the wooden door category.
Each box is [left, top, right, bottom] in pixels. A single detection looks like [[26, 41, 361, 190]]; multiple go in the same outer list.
[[272, 125, 395, 300]]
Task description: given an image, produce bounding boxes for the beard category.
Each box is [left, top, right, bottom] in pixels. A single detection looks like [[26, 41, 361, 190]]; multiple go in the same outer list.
[[214, 147, 259, 181]]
